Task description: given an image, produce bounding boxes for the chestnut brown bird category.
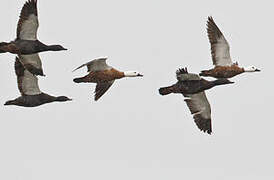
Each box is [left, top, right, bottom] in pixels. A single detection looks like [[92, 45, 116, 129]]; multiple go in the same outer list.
[[200, 17, 260, 78], [73, 57, 143, 101]]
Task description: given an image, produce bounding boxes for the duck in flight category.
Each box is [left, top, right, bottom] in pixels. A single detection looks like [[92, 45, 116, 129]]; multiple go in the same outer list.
[[0, 0, 67, 55], [73, 57, 143, 101], [4, 57, 72, 107], [199, 17, 260, 79], [159, 67, 234, 134]]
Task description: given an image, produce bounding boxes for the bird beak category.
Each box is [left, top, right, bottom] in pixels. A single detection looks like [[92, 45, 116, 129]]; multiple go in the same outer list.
[[137, 73, 143, 77], [68, 98, 73, 101], [228, 81, 235, 84], [255, 69, 261, 72]]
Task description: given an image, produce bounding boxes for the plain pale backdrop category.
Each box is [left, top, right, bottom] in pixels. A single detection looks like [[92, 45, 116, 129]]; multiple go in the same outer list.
[[0, 0, 272, 179]]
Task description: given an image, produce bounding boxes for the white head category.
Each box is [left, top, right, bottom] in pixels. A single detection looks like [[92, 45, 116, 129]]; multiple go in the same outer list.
[[124, 71, 143, 77], [244, 66, 261, 72]]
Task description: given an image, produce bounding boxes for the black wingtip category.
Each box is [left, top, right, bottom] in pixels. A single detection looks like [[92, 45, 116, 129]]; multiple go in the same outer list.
[[176, 67, 188, 75]]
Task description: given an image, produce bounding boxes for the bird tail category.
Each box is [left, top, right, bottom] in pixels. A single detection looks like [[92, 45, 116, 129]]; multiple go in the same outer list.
[[73, 76, 89, 83], [159, 85, 174, 96], [0, 42, 9, 53]]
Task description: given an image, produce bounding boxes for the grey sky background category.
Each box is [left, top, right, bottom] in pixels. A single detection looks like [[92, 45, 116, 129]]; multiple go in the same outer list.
[[0, 0, 273, 179]]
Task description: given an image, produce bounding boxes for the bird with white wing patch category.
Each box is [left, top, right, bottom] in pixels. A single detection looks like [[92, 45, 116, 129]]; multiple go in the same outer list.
[[73, 57, 143, 101], [199, 16, 260, 78], [4, 57, 72, 107], [0, 0, 67, 55], [159, 67, 234, 134]]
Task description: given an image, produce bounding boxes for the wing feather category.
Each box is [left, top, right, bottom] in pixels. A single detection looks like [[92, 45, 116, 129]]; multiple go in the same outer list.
[[17, 0, 39, 40], [176, 67, 201, 81], [73, 57, 110, 72], [94, 81, 114, 101], [15, 57, 41, 95], [207, 17, 233, 66], [19, 54, 44, 76], [184, 92, 212, 134]]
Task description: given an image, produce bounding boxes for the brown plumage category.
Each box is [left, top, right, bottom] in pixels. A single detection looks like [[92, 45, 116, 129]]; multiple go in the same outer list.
[[74, 69, 124, 83], [73, 58, 143, 101], [200, 65, 245, 79], [200, 16, 260, 78]]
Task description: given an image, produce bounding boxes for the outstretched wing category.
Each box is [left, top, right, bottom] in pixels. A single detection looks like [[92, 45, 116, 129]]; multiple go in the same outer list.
[[184, 92, 212, 134], [94, 81, 114, 101], [17, 0, 39, 40], [73, 57, 110, 72], [19, 54, 44, 76], [207, 16, 233, 66], [176, 67, 201, 81], [15, 57, 41, 95]]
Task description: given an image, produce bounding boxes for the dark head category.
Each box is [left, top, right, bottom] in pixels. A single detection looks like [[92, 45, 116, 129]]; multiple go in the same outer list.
[[55, 96, 72, 102], [49, 45, 68, 51], [4, 100, 17, 106], [214, 78, 234, 85]]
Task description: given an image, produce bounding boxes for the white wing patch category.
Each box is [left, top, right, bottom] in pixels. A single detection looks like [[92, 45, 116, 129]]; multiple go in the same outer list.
[[19, 14, 39, 40], [184, 92, 212, 134], [19, 54, 42, 70], [73, 58, 110, 72], [22, 70, 41, 95], [212, 36, 233, 66]]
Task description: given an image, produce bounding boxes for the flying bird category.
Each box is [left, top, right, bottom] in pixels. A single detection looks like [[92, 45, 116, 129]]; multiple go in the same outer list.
[[159, 67, 234, 134], [4, 57, 72, 107], [73, 57, 143, 101], [0, 0, 67, 55], [199, 16, 260, 78]]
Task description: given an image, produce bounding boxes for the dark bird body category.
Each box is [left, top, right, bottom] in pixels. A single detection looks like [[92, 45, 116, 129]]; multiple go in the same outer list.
[[159, 78, 232, 95], [159, 68, 233, 134], [5, 93, 71, 107], [0, 0, 67, 55], [5, 57, 72, 107], [0, 40, 66, 55]]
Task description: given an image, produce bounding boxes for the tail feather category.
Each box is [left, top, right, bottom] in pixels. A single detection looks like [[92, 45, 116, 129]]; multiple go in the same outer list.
[[159, 86, 174, 95], [0, 42, 9, 53], [73, 77, 86, 83]]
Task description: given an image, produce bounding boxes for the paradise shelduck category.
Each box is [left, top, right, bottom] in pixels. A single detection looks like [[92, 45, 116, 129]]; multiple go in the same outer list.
[[4, 57, 72, 107], [0, 0, 67, 55], [199, 17, 260, 79], [159, 67, 234, 134], [73, 57, 143, 101]]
